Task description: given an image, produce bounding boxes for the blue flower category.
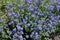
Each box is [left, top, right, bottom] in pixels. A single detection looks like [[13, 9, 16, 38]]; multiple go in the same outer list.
[[9, 2, 13, 7], [48, 5, 54, 11], [31, 31, 35, 35], [7, 13, 12, 16], [34, 7, 37, 11], [16, 25, 23, 31], [35, 33, 38, 39], [21, 9, 24, 13], [18, 35, 23, 39], [56, 5, 60, 11], [38, 27, 42, 30], [25, 0, 34, 4], [14, 19, 19, 22], [21, 5, 24, 9], [37, 20, 40, 24], [0, 20, 3, 23], [0, 26, 4, 31], [7, 30, 12, 35], [13, 28, 16, 32], [38, 25, 42, 30], [56, 1, 60, 11], [26, 35, 29, 38], [48, 23, 53, 28], [31, 14, 34, 17], [23, 19, 27, 24], [26, 5, 34, 11], [13, 33, 18, 38], [34, 23, 37, 26], [23, 38, 26, 40], [5, 6, 9, 10], [8, 21, 14, 25], [46, 32, 49, 36], [56, 1, 60, 5], [20, 31, 24, 34], [25, 17, 28, 20], [27, 23, 31, 26], [36, 0, 43, 5], [18, 22, 23, 25], [50, 16, 55, 20], [12, 12, 16, 16]]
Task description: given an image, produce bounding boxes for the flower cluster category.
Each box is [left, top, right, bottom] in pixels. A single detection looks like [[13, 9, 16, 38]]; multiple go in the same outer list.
[[0, 0, 60, 40]]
